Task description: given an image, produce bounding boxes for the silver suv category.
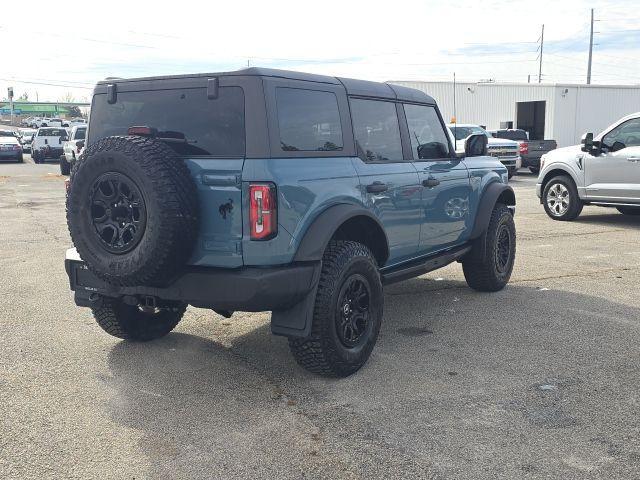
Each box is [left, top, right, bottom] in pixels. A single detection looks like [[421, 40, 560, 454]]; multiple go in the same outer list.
[[537, 112, 640, 220]]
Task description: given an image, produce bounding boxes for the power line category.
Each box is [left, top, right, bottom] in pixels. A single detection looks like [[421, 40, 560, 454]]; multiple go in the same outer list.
[[0, 78, 94, 89]]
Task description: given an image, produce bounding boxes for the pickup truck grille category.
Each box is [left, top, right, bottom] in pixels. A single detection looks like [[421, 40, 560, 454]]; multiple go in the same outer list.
[[487, 146, 519, 159]]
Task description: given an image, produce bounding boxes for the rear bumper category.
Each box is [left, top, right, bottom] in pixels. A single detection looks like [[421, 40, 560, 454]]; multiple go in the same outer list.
[[65, 248, 320, 312]]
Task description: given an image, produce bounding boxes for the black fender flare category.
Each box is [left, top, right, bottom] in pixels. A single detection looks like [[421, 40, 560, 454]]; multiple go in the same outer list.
[[293, 203, 390, 265], [469, 182, 515, 240]]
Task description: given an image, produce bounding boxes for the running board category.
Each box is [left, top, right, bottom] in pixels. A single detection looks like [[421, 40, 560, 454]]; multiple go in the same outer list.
[[381, 245, 472, 286]]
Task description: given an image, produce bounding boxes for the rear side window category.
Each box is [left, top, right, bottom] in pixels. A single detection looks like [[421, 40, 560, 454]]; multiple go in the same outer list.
[[74, 128, 86, 140], [276, 88, 343, 152], [89, 87, 245, 156], [497, 130, 528, 141], [350, 98, 402, 162], [39, 128, 66, 136], [404, 104, 451, 160]]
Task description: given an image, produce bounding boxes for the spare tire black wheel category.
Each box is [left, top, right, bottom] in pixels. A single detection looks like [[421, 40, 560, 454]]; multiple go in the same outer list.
[[66, 136, 199, 286]]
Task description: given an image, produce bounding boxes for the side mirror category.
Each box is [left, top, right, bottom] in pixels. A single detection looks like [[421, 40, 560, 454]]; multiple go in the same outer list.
[[581, 132, 594, 152], [464, 134, 488, 157]]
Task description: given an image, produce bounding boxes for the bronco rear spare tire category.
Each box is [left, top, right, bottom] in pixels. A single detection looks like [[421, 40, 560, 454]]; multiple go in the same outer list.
[[66, 136, 199, 286]]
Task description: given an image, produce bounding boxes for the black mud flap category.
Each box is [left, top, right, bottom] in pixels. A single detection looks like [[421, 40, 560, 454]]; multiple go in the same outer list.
[[270, 264, 322, 338]]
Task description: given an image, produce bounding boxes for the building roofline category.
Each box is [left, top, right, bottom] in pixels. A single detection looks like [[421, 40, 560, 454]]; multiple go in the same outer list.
[[389, 80, 640, 89]]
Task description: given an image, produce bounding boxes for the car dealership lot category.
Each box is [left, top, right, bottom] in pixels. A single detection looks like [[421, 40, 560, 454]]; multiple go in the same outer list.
[[1, 167, 639, 479]]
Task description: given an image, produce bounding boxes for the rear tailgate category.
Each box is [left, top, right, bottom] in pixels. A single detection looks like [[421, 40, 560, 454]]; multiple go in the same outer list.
[[526, 140, 557, 158], [87, 84, 247, 268]]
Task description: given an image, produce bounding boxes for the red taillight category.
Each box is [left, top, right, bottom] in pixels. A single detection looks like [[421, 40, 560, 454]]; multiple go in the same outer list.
[[249, 183, 277, 241], [128, 126, 157, 137], [519, 142, 528, 155]]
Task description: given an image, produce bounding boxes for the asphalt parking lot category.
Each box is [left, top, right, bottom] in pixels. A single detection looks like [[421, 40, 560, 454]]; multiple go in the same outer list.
[[1, 161, 639, 479]]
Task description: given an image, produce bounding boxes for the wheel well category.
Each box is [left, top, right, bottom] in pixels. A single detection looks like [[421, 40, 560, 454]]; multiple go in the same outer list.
[[332, 215, 389, 267], [498, 188, 516, 206], [541, 168, 575, 193]]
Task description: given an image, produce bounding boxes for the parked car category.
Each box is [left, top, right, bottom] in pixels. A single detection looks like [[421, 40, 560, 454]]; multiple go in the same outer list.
[[18, 128, 36, 152], [31, 127, 68, 163], [0, 129, 19, 139], [537, 112, 640, 220], [64, 67, 516, 377], [47, 118, 64, 127], [489, 129, 557, 174], [0, 135, 23, 162], [28, 117, 42, 128], [21, 116, 35, 127], [60, 125, 86, 175], [448, 124, 521, 178], [62, 118, 86, 128]]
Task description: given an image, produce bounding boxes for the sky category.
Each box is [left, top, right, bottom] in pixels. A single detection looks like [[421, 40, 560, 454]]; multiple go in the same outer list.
[[2, 0, 639, 103]]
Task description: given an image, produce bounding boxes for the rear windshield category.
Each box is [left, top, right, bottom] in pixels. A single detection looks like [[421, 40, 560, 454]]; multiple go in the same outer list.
[[88, 87, 245, 156], [74, 128, 87, 140], [39, 128, 66, 137], [495, 130, 528, 141]]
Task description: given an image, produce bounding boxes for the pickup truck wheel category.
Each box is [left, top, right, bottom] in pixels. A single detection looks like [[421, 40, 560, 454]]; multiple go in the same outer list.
[[288, 241, 383, 377], [59, 155, 70, 175], [617, 206, 640, 215], [67, 136, 199, 286], [462, 203, 516, 292], [543, 175, 583, 221], [92, 297, 186, 341], [507, 167, 516, 179]]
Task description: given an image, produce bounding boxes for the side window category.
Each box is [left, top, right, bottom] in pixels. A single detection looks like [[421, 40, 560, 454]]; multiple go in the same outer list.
[[350, 98, 402, 162], [603, 118, 640, 149], [404, 104, 451, 160], [276, 88, 343, 152]]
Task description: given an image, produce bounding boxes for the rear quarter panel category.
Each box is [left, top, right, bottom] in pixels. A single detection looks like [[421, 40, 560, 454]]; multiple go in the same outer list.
[[241, 157, 362, 266]]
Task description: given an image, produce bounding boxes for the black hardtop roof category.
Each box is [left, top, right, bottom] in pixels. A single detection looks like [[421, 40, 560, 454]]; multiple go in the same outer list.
[[97, 67, 436, 104]]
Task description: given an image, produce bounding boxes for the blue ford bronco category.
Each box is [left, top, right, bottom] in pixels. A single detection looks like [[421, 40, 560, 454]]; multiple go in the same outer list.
[[65, 68, 516, 377]]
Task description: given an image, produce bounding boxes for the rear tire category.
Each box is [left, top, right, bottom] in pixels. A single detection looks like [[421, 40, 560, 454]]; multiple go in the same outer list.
[[617, 206, 640, 216], [59, 155, 71, 175], [529, 167, 540, 175], [462, 203, 516, 292], [542, 175, 583, 221], [288, 241, 383, 377], [92, 297, 186, 341]]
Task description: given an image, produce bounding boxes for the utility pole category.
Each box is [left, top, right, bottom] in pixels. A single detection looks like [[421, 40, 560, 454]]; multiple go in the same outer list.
[[538, 24, 544, 84], [587, 8, 594, 84]]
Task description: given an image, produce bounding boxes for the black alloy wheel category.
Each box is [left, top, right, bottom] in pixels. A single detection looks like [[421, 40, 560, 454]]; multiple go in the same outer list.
[[89, 172, 147, 254], [335, 274, 372, 348]]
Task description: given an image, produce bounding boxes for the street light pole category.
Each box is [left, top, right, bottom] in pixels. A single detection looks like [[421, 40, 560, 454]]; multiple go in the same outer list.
[[587, 8, 594, 84]]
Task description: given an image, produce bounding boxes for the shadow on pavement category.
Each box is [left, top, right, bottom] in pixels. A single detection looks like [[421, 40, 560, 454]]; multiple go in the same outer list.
[[105, 281, 640, 479]]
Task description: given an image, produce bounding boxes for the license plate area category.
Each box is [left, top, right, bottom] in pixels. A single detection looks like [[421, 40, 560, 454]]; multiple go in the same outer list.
[[71, 262, 107, 291]]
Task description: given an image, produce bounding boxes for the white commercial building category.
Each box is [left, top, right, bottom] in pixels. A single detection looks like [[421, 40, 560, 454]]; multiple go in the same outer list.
[[391, 81, 640, 147]]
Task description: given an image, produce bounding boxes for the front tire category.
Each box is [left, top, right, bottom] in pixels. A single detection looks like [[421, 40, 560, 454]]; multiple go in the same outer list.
[[288, 241, 383, 377], [462, 203, 516, 292], [617, 206, 640, 216], [542, 175, 583, 221], [92, 297, 186, 341]]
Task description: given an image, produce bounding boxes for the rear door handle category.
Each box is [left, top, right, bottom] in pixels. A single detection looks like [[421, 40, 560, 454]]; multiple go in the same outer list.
[[422, 177, 440, 188], [366, 182, 388, 193]]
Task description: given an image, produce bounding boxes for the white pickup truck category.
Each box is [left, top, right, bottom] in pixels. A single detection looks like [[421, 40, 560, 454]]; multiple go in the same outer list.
[[60, 125, 86, 175], [537, 112, 640, 220], [448, 124, 521, 178]]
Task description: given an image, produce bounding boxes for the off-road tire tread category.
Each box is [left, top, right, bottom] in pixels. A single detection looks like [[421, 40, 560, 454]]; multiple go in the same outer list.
[[288, 241, 382, 377], [92, 297, 186, 341], [462, 203, 516, 292], [67, 136, 199, 286]]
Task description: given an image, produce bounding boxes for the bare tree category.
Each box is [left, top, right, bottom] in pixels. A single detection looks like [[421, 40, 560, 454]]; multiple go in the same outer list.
[[59, 92, 76, 103]]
